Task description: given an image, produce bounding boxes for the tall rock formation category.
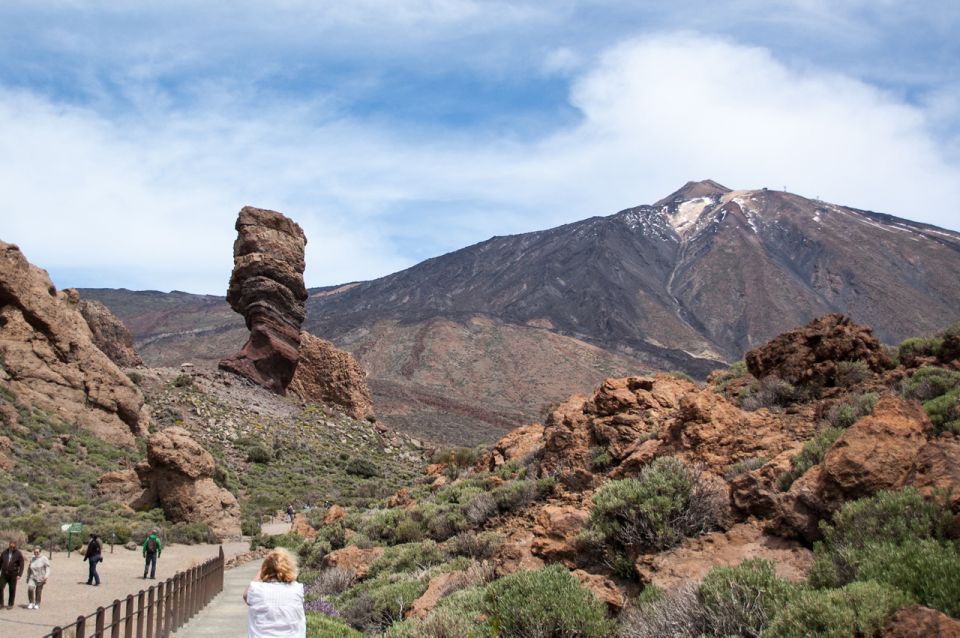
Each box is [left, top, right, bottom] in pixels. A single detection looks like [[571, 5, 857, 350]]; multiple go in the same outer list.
[[77, 296, 144, 367], [219, 207, 308, 394], [0, 241, 146, 447]]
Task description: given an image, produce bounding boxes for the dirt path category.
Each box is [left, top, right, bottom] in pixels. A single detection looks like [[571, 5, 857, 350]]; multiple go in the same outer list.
[[0, 541, 249, 638]]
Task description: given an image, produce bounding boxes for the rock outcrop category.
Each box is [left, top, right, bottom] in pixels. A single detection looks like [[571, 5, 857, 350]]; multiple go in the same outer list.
[[745, 314, 889, 389], [219, 207, 308, 394], [882, 606, 960, 638], [287, 332, 374, 419], [0, 241, 146, 447], [98, 427, 241, 540], [76, 296, 143, 367]]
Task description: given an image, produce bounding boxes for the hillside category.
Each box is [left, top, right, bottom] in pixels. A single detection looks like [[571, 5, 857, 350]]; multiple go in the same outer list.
[[82, 181, 960, 444]]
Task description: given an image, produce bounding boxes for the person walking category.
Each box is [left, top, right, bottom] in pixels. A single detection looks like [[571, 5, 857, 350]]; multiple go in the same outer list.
[[243, 547, 305, 638], [0, 541, 24, 608], [26, 546, 50, 609], [142, 530, 162, 579], [83, 533, 102, 586], [286, 504, 295, 524]]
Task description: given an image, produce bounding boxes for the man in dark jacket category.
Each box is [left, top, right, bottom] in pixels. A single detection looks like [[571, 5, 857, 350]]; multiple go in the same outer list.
[[142, 530, 162, 579], [83, 534, 102, 586], [0, 540, 25, 608]]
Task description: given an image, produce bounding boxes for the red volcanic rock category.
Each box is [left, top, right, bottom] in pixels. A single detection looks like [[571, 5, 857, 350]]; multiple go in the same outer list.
[[287, 332, 373, 419], [530, 505, 589, 566], [323, 504, 346, 526], [76, 296, 143, 367], [745, 314, 889, 388], [142, 427, 241, 540], [909, 438, 960, 511], [219, 207, 308, 394], [476, 422, 545, 472], [0, 241, 146, 447], [291, 514, 318, 539], [777, 396, 931, 541], [407, 571, 465, 619], [571, 570, 626, 612], [493, 530, 545, 577], [881, 606, 960, 638], [323, 546, 384, 580]]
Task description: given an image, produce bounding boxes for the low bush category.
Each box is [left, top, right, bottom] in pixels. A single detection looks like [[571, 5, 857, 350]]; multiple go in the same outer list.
[[834, 361, 872, 387], [619, 584, 703, 638], [164, 521, 216, 544], [778, 427, 843, 491], [826, 392, 878, 428], [809, 487, 953, 588], [898, 337, 944, 366], [582, 457, 726, 554], [484, 565, 615, 638], [307, 568, 356, 597], [698, 559, 799, 638], [446, 531, 502, 560], [246, 445, 274, 464], [723, 457, 767, 480], [762, 581, 913, 638], [345, 457, 379, 478], [741, 376, 799, 411], [336, 572, 428, 633], [900, 366, 960, 402], [368, 540, 445, 577], [924, 390, 960, 435], [305, 612, 364, 637]]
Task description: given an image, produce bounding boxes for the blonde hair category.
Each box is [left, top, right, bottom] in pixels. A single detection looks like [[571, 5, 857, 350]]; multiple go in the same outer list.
[[259, 548, 298, 583]]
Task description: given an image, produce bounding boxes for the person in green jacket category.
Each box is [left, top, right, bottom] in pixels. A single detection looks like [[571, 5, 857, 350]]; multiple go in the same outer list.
[[142, 530, 162, 579]]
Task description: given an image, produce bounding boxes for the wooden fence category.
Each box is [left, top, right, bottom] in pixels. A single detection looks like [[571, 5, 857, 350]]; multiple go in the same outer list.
[[44, 546, 225, 638]]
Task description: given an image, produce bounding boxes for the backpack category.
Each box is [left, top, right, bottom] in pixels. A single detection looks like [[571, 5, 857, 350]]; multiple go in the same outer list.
[[146, 537, 158, 554]]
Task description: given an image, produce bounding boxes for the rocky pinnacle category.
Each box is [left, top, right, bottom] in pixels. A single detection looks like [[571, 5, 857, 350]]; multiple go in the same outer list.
[[218, 206, 308, 394]]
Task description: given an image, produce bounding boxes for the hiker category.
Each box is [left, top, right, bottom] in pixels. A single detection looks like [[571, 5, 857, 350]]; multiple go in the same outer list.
[[83, 533, 102, 585], [243, 547, 305, 638], [286, 504, 295, 524], [142, 530, 162, 579], [0, 540, 24, 608], [26, 546, 50, 609]]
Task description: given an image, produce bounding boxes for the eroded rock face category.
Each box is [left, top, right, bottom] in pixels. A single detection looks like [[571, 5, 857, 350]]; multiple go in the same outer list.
[[323, 546, 385, 580], [0, 241, 146, 447], [219, 207, 307, 394], [76, 297, 143, 367], [287, 332, 373, 419], [104, 427, 242, 540], [476, 422, 545, 472], [745, 314, 889, 388], [530, 505, 589, 566]]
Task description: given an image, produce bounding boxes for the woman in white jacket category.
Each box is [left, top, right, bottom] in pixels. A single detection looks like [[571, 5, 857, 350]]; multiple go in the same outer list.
[[27, 546, 50, 609], [243, 548, 305, 638]]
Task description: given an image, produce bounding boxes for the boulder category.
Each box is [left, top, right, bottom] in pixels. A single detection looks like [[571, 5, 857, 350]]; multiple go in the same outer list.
[[287, 332, 373, 419], [76, 297, 143, 367], [323, 504, 346, 526], [908, 438, 960, 510], [776, 396, 931, 541], [571, 570, 626, 612], [96, 469, 153, 510], [530, 505, 590, 566], [477, 422, 545, 471], [322, 546, 385, 580], [881, 606, 960, 638], [745, 314, 888, 389], [119, 427, 243, 540], [219, 207, 308, 394], [387, 488, 414, 509], [494, 530, 545, 577], [291, 513, 317, 538], [634, 521, 812, 589], [407, 570, 465, 619], [0, 241, 146, 447]]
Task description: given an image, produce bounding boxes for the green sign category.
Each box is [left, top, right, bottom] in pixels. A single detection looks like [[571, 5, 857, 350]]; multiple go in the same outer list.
[[68, 522, 83, 534]]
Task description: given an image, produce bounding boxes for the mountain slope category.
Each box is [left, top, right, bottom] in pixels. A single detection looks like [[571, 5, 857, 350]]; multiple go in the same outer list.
[[82, 181, 960, 444]]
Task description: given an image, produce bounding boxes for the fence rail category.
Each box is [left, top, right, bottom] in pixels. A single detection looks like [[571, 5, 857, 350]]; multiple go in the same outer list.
[[44, 546, 225, 638]]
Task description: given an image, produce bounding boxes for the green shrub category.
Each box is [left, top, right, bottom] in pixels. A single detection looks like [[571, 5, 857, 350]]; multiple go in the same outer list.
[[484, 565, 614, 638], [164, 521, 216, 544], [900, 366, 960, 402], [834, 361, 871, 387], [723, 457, 767, 480], [247, 445, 274, 464], [778, 427, 843, 491], [698, 559, 798, 638], [898, 337, 943, 366], [368, 541, 445, 577], [589, 447, 614, 472], [583, 457, 725, 554], [345, 457, 379, 478], [761, 581, 913, 638], [841, 539, 960, 617], [827, 393, 878, 429], [809, 487, 953, 588], [173, 373, 193, 388], [306, 612, 364, 637], [741, 376, 799, 411], [446, 531, 503, 560], [924, 390, 960, 434], [337, 572, 428, 633]]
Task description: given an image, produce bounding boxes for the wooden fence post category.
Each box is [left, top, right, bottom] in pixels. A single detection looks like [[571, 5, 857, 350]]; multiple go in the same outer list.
[[94, 607, 105, 638], [125, 594, 134, 638]]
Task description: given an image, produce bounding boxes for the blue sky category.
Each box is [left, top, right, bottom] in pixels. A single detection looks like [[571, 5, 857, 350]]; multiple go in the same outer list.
[[1, 1, 958, 294]]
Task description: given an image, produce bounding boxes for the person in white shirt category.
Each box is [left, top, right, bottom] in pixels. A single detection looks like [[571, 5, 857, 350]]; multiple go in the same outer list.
[[243, 548, 306, 638], [27, 547, 50, 609]]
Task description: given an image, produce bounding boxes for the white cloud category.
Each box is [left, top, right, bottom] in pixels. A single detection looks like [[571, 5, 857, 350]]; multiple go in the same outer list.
[[1, 32, 958, 294]]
